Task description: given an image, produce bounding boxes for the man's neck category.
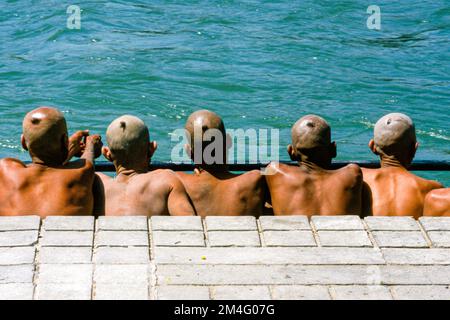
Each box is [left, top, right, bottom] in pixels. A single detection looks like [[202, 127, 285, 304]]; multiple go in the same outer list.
[[380, 156, 409, 169], [116, 163, 149, 177], [194, 163, 229, 175], [30, 156, 62, 168], [298, 159, 329, 172]]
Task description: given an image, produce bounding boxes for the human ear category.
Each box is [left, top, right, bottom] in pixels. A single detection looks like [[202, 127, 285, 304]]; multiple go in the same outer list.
[[148, 141, 158, 159], [226, 133, 232, 150], [330, 141, 337, 158], [411, 142, 419, 159], [102, 146, 113, 162], [21, 135, 28, 151], [185, 144, 193, 160], [287, 144, 299, 161], [368, 139, 379, 155]]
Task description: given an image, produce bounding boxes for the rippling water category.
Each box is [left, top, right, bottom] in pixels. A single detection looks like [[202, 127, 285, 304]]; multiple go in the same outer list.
[[0, 1, 449, 185]]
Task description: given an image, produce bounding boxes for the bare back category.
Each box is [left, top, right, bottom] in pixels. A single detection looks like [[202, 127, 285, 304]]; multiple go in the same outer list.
[[177, 169, 266, 217], [362, 167, 443, 218], [98, 169, 195, 216], [266, 163, 363, 216], [0, 158, 95, 217]]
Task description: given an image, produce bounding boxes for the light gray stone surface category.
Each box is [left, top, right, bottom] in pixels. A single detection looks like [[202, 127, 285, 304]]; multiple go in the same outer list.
[[419, 217, 450, 231], [157, 264, 450, 285], [154, 247, 385, 265], [0, 247, 35, 265], [312, 216, 364, 230], [38, 264, 93, 284], [157, 286, 210, 300], [93, 247, 150, 264], [211, 286, 271, 300], [0, 283, 34, 300], [43, 216, 94, 231], [0, 216, 40, 231], [371, 231, 428, 248], [205, 216, 257, 231], [1, 216, 450, 300], [151, 216, 203, 231], [0, 230, 39, 247], [382, 248, 450, 265], [95, 231, 149, 247], [39, 247, 92, 264], [36, 283, 92, 300], [208, 231, 261, 247], [317, 231, 372, 247], [259, 216, 311, 231], [262, 231, 316, 247], [427, 231, 450, 248], [97, 216, 148, 231], [270, 285, 331, 300], [392, 285, 450, 300], [332, 285, 393, 300], [40, 231, 93, 247], [0, 265, 34, 283], [365, 217, 419, 231], [94, 283, 149, 300], [94, 264, 149, 284], [153, 231, 205, 247]]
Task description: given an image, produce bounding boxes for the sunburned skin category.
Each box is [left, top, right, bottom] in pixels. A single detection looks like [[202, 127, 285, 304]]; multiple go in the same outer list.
[[423, 188, 450, 217], [0, 106, 103, 217], [265, 115, 363, 216], [96, 115, 195, 216], [176, 110, 268, 217], [362, 113, 443, 218]]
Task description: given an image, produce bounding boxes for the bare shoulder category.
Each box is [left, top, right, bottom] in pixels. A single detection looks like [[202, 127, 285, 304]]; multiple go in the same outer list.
[[235, 169, 265, 187], [149, 169, 184, 188], [336, 163, 363, 187], [425, 188, 442, 202], [264, 161, 291, 177], [175, 171, 192, 180], [96, 172, 112, 183], [0, 158, 26, 170], [415, 174, 444, 191], [339, 163, 362, 174], [64, 159, 95, 175], [424, 188, 450, 216], [241, 169, 264, 181]]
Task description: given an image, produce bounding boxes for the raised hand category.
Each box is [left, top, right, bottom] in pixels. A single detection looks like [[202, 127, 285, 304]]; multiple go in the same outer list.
[[67, 130, 89, 159]]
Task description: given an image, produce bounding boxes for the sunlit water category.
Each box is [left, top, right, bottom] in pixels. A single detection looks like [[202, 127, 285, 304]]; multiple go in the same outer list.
[[0, 1, 449, 185]]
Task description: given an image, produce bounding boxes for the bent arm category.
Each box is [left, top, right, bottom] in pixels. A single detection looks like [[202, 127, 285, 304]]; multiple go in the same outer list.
[[167, 177, 196, 216], [81, 135, 102, 165]]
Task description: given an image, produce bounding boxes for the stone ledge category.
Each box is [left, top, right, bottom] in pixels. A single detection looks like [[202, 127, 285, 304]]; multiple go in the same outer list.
[[0, 215, 449, 300]]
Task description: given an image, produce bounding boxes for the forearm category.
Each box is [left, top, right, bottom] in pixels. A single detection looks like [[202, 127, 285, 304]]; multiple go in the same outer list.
[[81, 142, 96, 164], [66, 147, 80, 163]]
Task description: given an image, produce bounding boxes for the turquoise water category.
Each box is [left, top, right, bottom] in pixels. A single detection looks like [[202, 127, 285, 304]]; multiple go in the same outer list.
[[0, 1, 449, 185]]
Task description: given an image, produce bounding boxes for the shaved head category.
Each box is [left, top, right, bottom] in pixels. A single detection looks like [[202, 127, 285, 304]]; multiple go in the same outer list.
[[106, 115, 149, 165], [184, 110, 227, 165], [291, 115, 331, 150], [22, 107, 68, 165], [373, 113, 416, 155], [185, 109, 225, 144]]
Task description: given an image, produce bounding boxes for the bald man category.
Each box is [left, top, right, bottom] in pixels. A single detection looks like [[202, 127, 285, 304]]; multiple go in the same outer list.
[[265, 115, 363, 216], [0, 106, 103, 217], [96, 115, 195, 216], [362, 113, 443, 218], [176, 110, 268, 217], [423, 189, 450, 216]]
